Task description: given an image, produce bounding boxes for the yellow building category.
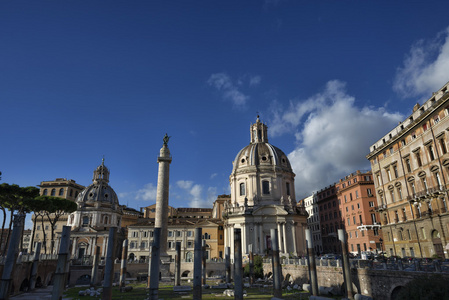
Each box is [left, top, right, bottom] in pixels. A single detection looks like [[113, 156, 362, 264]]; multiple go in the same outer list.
[[31, 178, 85, 253], [367, 81, 449, 258]]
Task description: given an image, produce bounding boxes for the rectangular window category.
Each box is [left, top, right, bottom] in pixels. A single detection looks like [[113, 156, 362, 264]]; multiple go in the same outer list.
[[347, 218, 350, 226], [367, 188, 372, 196], [350, 193, 353, 201], [344, 195, 347, 202], [429, 145, 436, 161], [390, 190, 395, 203], [168, 231, 173, 237], [407, 229, 411, 240], [373, 227, 379, 236], [187, 231, 193, 237], [397, 187, 402, 200], [286, 182, 290, 196], [416, 152, 422, 167], [369, 201, 374, 207], [421, 227, 426, 239], [387, 169, 392, 181], [393, 165, 398, 178], [262, 180, 270, 194], [176, 231, 182, 237], [405, 158, 412, 173], [357, 203, 360, 209], [143, 231, 148, 238], [239, 183, 245, 196], [371, 213, 377, 223], [355, 191, 359, 198], [440, 139, 447, 154]]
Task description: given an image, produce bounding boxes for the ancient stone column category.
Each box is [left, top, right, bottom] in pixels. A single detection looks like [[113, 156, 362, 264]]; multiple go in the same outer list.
[[91, 246, 100, 287], [103, 227, 117, 300], [29, 242, 41, 290], [51, 226, 71, 300], [234, 228, 243, 300], [248, 244, 254, 285], [225, 246, 231, 284], [193, 228, 202, 300], [154, 135, 172, 260], [202, 239, 207, 285], [148, 228, 161, 300], [120, 239, 128, 290], [271, 228, 282, 298], [338, 229, 354, 300], [174, 242, 181, 286], [305, 229, 318, 296], [0, 214, 25, 300]]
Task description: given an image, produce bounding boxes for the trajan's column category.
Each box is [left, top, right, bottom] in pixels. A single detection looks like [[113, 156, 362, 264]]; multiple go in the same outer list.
[[155, 133, 172, 261]]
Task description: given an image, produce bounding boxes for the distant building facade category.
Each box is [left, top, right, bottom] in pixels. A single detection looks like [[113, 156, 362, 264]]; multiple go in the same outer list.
[[316, 185, 340, 254], [126, 196, 226, 262], [302, 194, 323, 254], [31, 178, 85, 253], [367, 81, 449, 258], [336, 170, 382, 255]]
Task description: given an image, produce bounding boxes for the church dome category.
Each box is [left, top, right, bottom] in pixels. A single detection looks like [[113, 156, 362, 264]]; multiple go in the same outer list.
[[76, 159, 119, 207], [232, 116, 292, 174]]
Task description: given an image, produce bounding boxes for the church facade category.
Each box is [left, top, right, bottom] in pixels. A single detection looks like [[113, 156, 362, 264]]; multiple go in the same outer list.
[[65, 160, 128, 260], [223, 117, 308, 257]]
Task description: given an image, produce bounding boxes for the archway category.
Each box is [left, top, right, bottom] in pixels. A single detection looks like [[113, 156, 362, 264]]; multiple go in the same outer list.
[[391, 285, 404, 300], [128, 253, 135, 261], [35, 276, 42, 288], [19, 279, 29, 292], [431, 230, 444, 258], [182, 270, 190, 277]]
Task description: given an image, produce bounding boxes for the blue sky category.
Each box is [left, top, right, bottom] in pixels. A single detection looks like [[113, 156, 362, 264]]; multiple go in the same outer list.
[[2, 1, 449, 228]]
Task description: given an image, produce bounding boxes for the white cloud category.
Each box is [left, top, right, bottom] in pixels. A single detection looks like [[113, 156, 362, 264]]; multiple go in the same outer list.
[[176, 180, 215, 208], [394, 27, 449, 98], [208, 72, 260, 109], [135, 183, 157, 201], [210, 173, 218, 179], [249, 75, 262, 87], [269, 80, 403, 199]]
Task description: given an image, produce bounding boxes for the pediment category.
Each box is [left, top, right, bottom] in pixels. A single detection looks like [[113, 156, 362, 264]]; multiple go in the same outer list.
[[252, 205, 288, 216]]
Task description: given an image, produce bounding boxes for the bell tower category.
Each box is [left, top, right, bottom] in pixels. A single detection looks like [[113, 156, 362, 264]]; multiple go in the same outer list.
[[250, 115, 268, 143], [93, 158, 110, 183]]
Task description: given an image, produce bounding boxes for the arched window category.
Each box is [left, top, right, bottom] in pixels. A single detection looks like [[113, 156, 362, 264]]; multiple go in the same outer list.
[[186, 251, 193, 262], [59, 188, 64, 196], [51, 189, 56, 196], [239, 183, 245, 196], [262, 180, 270, 194], [43, 189, 48, 196]]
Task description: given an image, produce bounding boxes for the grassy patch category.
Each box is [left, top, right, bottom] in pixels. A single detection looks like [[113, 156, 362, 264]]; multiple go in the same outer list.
[[63, 283, 311, 300]]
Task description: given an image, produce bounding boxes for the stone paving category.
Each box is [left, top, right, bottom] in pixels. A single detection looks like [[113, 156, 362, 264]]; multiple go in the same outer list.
[[10, 286, 72, 300]]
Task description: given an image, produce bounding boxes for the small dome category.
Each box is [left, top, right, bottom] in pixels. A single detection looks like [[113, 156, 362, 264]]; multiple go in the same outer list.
[[232, 142, 292, 173], [76, 183, 119, 206], [232, 117, 292, 174], [76, 160, 119, 207]]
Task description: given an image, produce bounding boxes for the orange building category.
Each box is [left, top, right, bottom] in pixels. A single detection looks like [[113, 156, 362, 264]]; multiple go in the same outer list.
[[336, 170, 383, 255]]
